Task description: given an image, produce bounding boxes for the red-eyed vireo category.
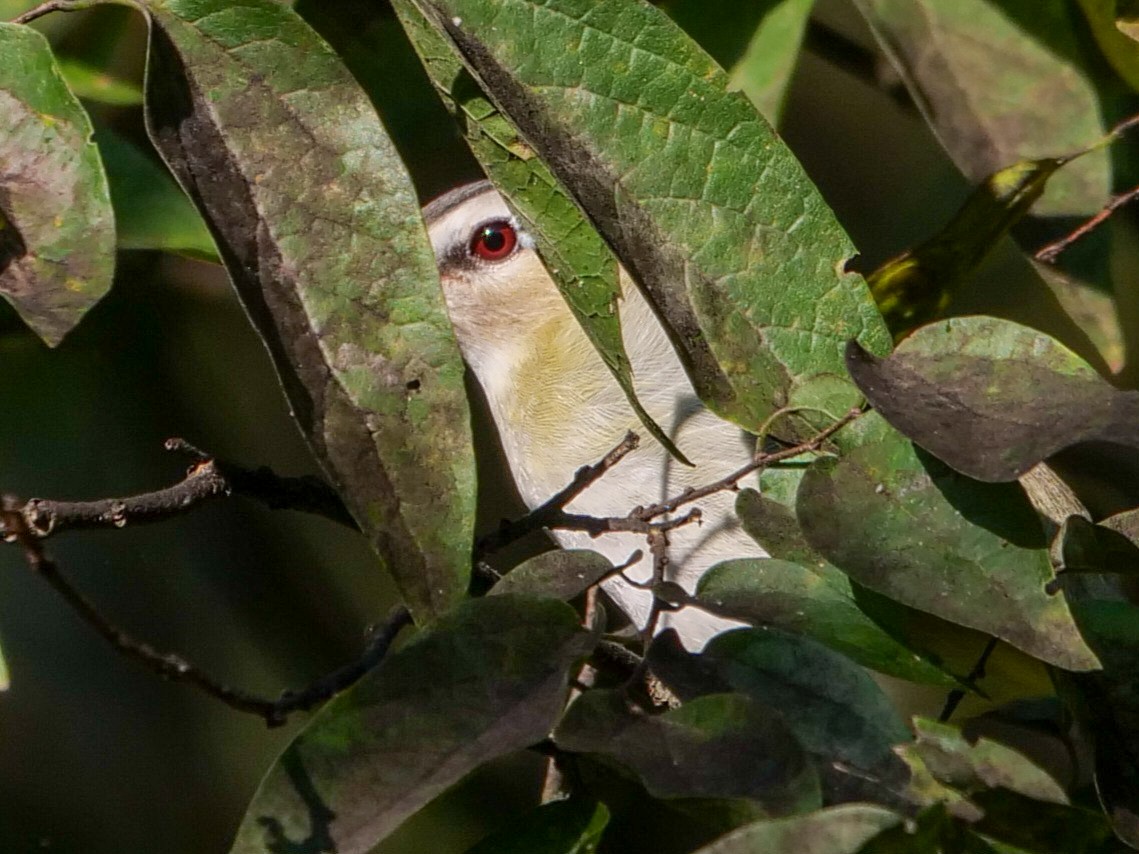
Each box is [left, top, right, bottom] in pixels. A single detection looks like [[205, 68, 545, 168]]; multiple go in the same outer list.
[[426, 181, 767, 648]]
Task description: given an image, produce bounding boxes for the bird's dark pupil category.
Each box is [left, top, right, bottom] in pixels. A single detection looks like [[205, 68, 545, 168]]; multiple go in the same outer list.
[[481, 227, 506, 251]]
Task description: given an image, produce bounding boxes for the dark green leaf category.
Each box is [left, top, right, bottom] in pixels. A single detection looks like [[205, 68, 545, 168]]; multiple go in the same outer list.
[[136, 0, 476, 622], [464, 799, 609, 854], [853, 0, 1118, 217], [229, 596, 597, 854], [694, 804, 903, 854], [796, 411, 1098, 671], [715, 488, 959, 686], [696, 556, 957, 687], [554, 690, 820, 815], [846, 317, 1139, 483], [393, 0, 687, 462], [648, 628, 913, 805], [968, 789, 1119, 854], [868, 158, 1066, 336], [410, 0, 891, 432], [1058, 515, 1139, 586], [1058, 599, 1139, 849], [0, 22, 115, 346], [490, 549, 614, 601], [94, 127, 217, 260]]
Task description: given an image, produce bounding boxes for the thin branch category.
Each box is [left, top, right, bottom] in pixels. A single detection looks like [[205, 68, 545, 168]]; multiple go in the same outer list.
[[3, 438, 356, 540], [938, 636, 1000, 723], [476, 432, 640, 555], [630, 406, 863, 524], [1034, 182, 1139, 264], [0, 499, 408, 727], [10, 0, 96, 24]]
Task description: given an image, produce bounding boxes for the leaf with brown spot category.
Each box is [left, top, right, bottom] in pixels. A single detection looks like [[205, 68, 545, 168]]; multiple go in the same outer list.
[[0, 22, 115, 346], [846, 316, 1139, 484], [129, 0, 476, 622], [796, 412, 1099, 671]]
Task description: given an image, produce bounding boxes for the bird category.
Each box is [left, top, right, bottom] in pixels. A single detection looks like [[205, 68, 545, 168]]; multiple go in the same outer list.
[[425, 180, 767, 649]]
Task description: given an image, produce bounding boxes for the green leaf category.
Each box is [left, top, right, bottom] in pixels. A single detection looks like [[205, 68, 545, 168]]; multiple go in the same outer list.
[[0, 22, 115, 346], [393, 0, 687, 463], [1057, 515, 1139, 586], [464, 799, 609, 854], [695, 555, 957, 687], [489, 549, 614, 601], [903, 718, 1069, 807], [868, 158, 1066, 336], [853, 0, 1119, 218], [133, 0, 476, 622], [554, 690, 821, 815], [1077, 0, 1139, 91], [229, 596, 597, 854], [647, 628, 913, 805], [55, 55, 144, 106], [94, 127, 217, 260], [692, 804, 903, 854], [662, 0, 815, 124], [0, 635, 8, 692], [409, 0, 891, 432], [796, 411, 1099, 671], [1058, 596, 1139, 848], [846, 316, 1139, 483]]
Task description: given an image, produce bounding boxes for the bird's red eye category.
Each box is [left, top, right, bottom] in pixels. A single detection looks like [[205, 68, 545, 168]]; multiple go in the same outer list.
[[469, 220, 517, 261]]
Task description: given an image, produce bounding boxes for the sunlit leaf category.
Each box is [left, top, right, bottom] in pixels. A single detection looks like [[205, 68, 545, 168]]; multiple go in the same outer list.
[[0, 22, 115, 346], [230, 596, 597, 854], [796, 411, 1099, 671], [846, 316, 1139, 483], [693, 804, 903, 854], [554, 690, 820, 814], [464, 799, 609, 854], [132, 0, 476, 621], [394, 0, 687, 462], [409, 0, 891, 433]]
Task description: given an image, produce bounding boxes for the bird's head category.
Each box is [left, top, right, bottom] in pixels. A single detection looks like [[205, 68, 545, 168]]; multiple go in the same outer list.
[[425, 180, 569, 369]]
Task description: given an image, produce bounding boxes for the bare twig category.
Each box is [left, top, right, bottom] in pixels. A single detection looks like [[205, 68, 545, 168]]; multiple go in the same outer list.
[[939, 636, 1000, 723], [1035, 182, 1139, 264], [2, 438, 355, 540], [1, 498, 408, 726], [10, 0, 96, 24], [630, 406, 863, 524], [476, 432, 640, 555]]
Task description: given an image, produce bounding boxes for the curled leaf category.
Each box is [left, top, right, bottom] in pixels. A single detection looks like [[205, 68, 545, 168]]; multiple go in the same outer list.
[[136, 0, 476, 621], [846, 316, 1139, 483], [0, 22, 115, 346]]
